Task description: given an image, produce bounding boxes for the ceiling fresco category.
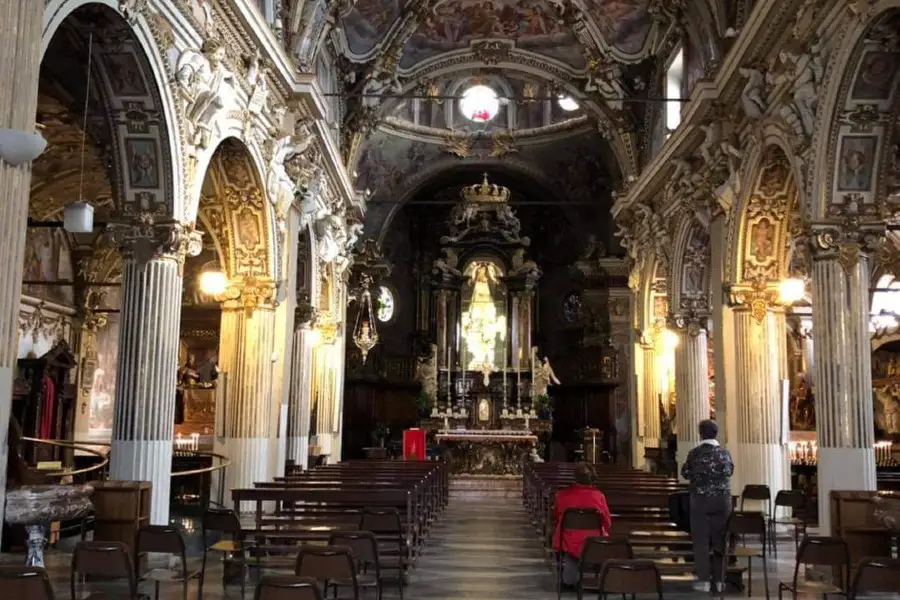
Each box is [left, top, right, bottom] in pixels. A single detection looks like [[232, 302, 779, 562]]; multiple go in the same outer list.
[[582, 0, 653, 55], [400, 0, 585, 69], [341, 0, 405, 56]]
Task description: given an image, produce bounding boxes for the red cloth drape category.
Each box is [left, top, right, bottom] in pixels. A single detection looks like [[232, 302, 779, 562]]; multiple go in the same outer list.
[[38, 375, 55, 439]]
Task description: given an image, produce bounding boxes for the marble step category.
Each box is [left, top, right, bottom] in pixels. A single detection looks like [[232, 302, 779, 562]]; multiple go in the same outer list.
[[450, 475, 523, 499]]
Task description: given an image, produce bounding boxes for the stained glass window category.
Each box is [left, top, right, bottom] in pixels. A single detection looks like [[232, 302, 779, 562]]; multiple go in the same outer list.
[[563, 292, 582, 324], [377, 285, 395, 323], [459, 85, 500, 123]]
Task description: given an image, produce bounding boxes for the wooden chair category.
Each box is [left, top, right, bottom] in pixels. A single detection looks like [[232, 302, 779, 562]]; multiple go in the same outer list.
[[598, 559, 664, 599], [254, 576, 323, 600], [0, 566, 55, 599], [199, 507, 252, 599], [721, 511, 769, 599], [295, 546, 359, 600], [70, 540, 138, 600], [848, 557, 900, 598], [771, 490, 806, 556], [359, 507, 408, 569], [555, 507, 607, 600], [137, 525, 196, 600], [329, 531, 391, 600], [741, 484, 774, 555], [778, 536, 850, 599], [577, 536, 633, 600]]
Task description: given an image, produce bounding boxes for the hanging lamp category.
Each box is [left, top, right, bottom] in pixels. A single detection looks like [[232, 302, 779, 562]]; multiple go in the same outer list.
[[352, 273, 379, 362]]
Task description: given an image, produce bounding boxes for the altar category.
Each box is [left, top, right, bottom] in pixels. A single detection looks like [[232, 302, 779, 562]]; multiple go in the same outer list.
[[435, 429, 538, 475]]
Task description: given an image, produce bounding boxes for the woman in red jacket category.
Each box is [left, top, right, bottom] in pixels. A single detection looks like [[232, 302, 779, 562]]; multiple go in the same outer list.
[[552, 463, 612, 588]]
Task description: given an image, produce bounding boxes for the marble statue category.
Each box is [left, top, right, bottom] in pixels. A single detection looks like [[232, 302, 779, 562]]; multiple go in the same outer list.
[[699, 122, 743, 176], [777, 41, 823, 137], [433, 247, 462, 277], [739, 67, 767, 119], [415, 343, 439, 401], [175, 40, 237, 149], [509, 248, 541, 279], [586, 58, 627, 112], [531, 347, 561, 398]]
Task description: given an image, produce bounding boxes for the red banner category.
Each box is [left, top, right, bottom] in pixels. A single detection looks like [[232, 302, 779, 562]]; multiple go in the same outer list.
[[403, 428, 426, 461]]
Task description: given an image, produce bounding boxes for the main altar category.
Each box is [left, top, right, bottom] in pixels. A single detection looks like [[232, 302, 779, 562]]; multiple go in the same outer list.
[[414, 175, 556, 475]]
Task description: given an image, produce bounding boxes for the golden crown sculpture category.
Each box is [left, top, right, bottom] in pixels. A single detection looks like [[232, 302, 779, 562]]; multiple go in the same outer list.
[[461, 173, 511, 204]]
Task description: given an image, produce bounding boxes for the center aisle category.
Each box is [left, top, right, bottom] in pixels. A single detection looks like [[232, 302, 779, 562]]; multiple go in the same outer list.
[[407, 497, 555, 599]]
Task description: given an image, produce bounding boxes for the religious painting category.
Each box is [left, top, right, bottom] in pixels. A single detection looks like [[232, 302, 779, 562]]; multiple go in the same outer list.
[[850, 51, 898, 100], [87, 287, 120, 443], [125, 138, 159, 188], [749, 217, 775, 262], [236, 209, 262, 249], [836, 135, 878, 191], [582, 0, 653, 55], [477, 396, 491, 423], [652, 295, 667, 320], [21, 228, 74, 306], [872, 343, 900, 439], [342, 0, 403, 55], [460, 259, 507, 371], [400, 0, 585, 68], [103, 52, 148, 96], [175, 343, 218, 431]]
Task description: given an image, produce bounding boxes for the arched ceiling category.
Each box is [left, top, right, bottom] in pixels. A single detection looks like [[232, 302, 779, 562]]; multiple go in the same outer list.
[[338, 0, 659, 68]]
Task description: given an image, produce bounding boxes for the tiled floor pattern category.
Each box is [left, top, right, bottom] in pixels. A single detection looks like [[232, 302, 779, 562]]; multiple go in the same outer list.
[[0, 498, 873, 599]]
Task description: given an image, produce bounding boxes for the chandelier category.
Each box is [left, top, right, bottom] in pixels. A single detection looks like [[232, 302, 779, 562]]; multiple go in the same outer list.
[[352, 273, 379, 362]]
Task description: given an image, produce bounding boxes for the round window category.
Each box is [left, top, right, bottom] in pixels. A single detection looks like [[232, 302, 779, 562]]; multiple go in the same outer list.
[[459, 85, 500, 123], [376, 285, 395, 323]]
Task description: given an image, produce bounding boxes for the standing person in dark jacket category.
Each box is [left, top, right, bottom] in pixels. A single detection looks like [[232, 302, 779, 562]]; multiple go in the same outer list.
[[680, 419, 734, 593]]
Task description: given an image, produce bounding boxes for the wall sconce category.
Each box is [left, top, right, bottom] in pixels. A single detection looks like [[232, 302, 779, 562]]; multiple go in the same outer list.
[[661, 329, 680, 350], [778, 277, 805, 305], [0, 127, 47, 166], [199, 270, 228, 297]]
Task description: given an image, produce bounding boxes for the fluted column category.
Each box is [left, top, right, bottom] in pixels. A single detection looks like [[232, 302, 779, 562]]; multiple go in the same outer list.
[[109, 223, 202, 526], [642, 343, 662, 448], [732, 307, 789, 499], [0, 0, 44, 547], [672, 315, 710, 478], [287, 308, 316, 468], [810, 226, 879, 534], [219, 281, 278, 506]]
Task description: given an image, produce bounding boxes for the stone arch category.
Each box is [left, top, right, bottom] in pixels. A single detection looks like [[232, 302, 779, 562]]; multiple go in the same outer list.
[[41, 1, 180, 218], [195, 138, 277, 285], [809, 5, 900, 220], [668, 215, 711, 314], [726, 144, 799, 288], [635, 255, 669, 336]]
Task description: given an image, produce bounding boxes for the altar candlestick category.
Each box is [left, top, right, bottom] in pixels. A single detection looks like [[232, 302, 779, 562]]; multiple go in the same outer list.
[[502, 342, 508, 412]]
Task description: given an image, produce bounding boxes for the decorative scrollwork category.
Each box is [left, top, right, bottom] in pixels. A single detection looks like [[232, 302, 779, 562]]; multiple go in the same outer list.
[[107, 214, 203, 264]]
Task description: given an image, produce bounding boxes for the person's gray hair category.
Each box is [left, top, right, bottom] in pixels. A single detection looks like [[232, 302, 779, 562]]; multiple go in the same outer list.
[[698, 419, 718, 440]]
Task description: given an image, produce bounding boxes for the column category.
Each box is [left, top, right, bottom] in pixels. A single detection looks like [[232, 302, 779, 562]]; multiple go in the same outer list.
[[642, 342, 662, 449], [109, 223, 201, 526], [811, 246, 877, 534], [286, 313, 315, 468], [732, 307, 789, 499], [630, 337, 645, 469], [219, 282, 278, 505], [673, 316, 711, 478], [0, 0, 44, 547]]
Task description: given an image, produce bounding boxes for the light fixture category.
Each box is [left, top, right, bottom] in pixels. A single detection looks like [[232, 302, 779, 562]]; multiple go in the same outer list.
[[459, 85, 500, 123], [662, 329, 680, 350], [0, 128, 47, 166], [198, 270, 227, 296], [778, 277, 805, 305], [63, 202, 94, 233], [306, 327, 323, 347], [558, 96, 580, 111], [352, 273, 379, 362]]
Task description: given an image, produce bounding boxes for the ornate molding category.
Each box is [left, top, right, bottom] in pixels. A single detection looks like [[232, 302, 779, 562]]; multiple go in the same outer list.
[[807, 217, 885, 273], [666, 310, 710, 336], [223, 277, 278, 311], [106, 214, 203, 264], [726, 280, 781, 323]]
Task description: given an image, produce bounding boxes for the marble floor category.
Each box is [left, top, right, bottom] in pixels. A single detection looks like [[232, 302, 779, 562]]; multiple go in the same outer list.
[[0, 498, 886, 599]]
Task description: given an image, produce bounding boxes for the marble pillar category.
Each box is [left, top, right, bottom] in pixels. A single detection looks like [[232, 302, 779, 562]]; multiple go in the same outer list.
[[287, 323, 315, 469], [674, 320, 710, 478], [219, 285, 278, 505], [811, 255, 876, 534], [630, 338, 645, 469], [732, 308, 789, 500], [642, 343, 662, 449], [0, 0, 44, 547], [109, 224, 201, 526]]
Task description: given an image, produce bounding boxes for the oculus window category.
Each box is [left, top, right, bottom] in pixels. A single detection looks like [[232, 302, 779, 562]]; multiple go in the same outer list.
[[376, 285, 395, 323], [460, 85, 500, 123]]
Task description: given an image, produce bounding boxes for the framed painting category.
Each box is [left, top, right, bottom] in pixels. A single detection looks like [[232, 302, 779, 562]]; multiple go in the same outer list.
[[836, 135, 878, 192]]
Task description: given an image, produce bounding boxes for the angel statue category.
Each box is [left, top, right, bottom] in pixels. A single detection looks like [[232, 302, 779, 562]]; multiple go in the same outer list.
[[531, 346, 561, 399], [414, 343, 438, 402]]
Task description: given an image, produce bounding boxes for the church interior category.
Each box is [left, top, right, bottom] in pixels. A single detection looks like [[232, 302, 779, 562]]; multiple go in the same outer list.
[[1, 0, 899, 597]]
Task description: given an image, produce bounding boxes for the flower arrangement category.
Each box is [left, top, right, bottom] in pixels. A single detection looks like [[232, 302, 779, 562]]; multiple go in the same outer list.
[[373, 423, 390, 447]]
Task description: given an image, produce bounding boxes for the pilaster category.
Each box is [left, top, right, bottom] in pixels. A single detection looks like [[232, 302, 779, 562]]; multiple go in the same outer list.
[[809, 221, 880, 533], [670, 313, 711, 480], [219, 280, 278, 508], [287, 301, 316, 468], [108, 220, 202, 526], [641, 341, 662, 449], [0, 0, 44, 547]]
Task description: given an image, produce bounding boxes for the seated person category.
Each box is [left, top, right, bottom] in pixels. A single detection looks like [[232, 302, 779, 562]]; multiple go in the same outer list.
[[552, 462, 612, 588]]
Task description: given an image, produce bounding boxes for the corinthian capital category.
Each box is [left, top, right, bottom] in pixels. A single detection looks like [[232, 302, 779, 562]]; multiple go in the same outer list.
[[223, 278, 277, 311], [107, 214, 203, 264], [807, 217, 884, 272], [666, 311, 709, 336], [726, 280, 780, 323]]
